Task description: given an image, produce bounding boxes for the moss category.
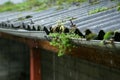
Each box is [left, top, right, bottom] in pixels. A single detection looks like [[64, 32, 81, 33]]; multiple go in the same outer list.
[[88, 7, 109, 15], [90, 1, 100, 5]]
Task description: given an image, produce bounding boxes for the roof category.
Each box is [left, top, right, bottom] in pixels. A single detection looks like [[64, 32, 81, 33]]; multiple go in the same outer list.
[[0, 0, 120, 48]]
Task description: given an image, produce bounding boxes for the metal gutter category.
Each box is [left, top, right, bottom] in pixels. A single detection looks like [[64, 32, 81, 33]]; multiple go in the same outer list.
[[0, 0, 120, 50], [0, 28, 120, 50], [0, 28, 46, 39], [71, 38, 120, 50]]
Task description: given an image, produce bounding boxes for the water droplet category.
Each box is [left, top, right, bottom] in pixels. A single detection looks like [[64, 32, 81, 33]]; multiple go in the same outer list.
[[110, 60, 113, 64]]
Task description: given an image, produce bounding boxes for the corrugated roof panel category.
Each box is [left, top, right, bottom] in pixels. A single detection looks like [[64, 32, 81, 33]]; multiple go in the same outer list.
[[78, 10, 120, 33], [64, 9, 116, 27], [36, 0, 117, 26], [101, 23, 120, 32], [15, 0, 116, 28], [0, 0, 120, 42]]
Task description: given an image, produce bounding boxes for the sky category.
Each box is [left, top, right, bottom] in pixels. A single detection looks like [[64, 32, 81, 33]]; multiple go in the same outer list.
[[0, 0, 25, 5]]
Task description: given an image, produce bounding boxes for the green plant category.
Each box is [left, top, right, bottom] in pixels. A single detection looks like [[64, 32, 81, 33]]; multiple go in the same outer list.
[[56, 6, 64, 10], [117, 6, 120, 11], [110, 0, 115, 1], [49, 33, 80, 56], [56, 0, 86, 5], [88, 7, 108, 15], [35, 3, 48, 11], [117, 2, 120, 11], [4, 1, 14, 5], [90, 0, 100, 5]]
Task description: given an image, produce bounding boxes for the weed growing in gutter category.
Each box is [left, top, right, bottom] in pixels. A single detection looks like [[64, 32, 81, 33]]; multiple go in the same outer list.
[[49, 33, 80, 56]]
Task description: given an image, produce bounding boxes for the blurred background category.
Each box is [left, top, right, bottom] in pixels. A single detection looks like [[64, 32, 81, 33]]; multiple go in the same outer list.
[[0, 0, 87, 12]]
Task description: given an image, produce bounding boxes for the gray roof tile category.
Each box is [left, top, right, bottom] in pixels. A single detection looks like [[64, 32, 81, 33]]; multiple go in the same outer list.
[[0, 0, 120, 42]]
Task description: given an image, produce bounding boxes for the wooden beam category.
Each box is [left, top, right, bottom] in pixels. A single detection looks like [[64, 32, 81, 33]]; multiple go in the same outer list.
[[0, 32, 58, 52], [30, 48, 41, 80], [0, 32, 120, 70], [0, 32, 42, 80]]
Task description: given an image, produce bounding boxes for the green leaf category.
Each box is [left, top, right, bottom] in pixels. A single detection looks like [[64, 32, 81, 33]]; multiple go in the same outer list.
[[48, 23, 80, 57], [58, 51, 64, 57]]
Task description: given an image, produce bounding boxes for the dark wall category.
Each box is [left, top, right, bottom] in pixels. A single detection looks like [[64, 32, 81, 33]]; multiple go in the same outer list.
[[0, 38, 29, 80], [41, 49, 120, 80], [1, 37, 120, 80]]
